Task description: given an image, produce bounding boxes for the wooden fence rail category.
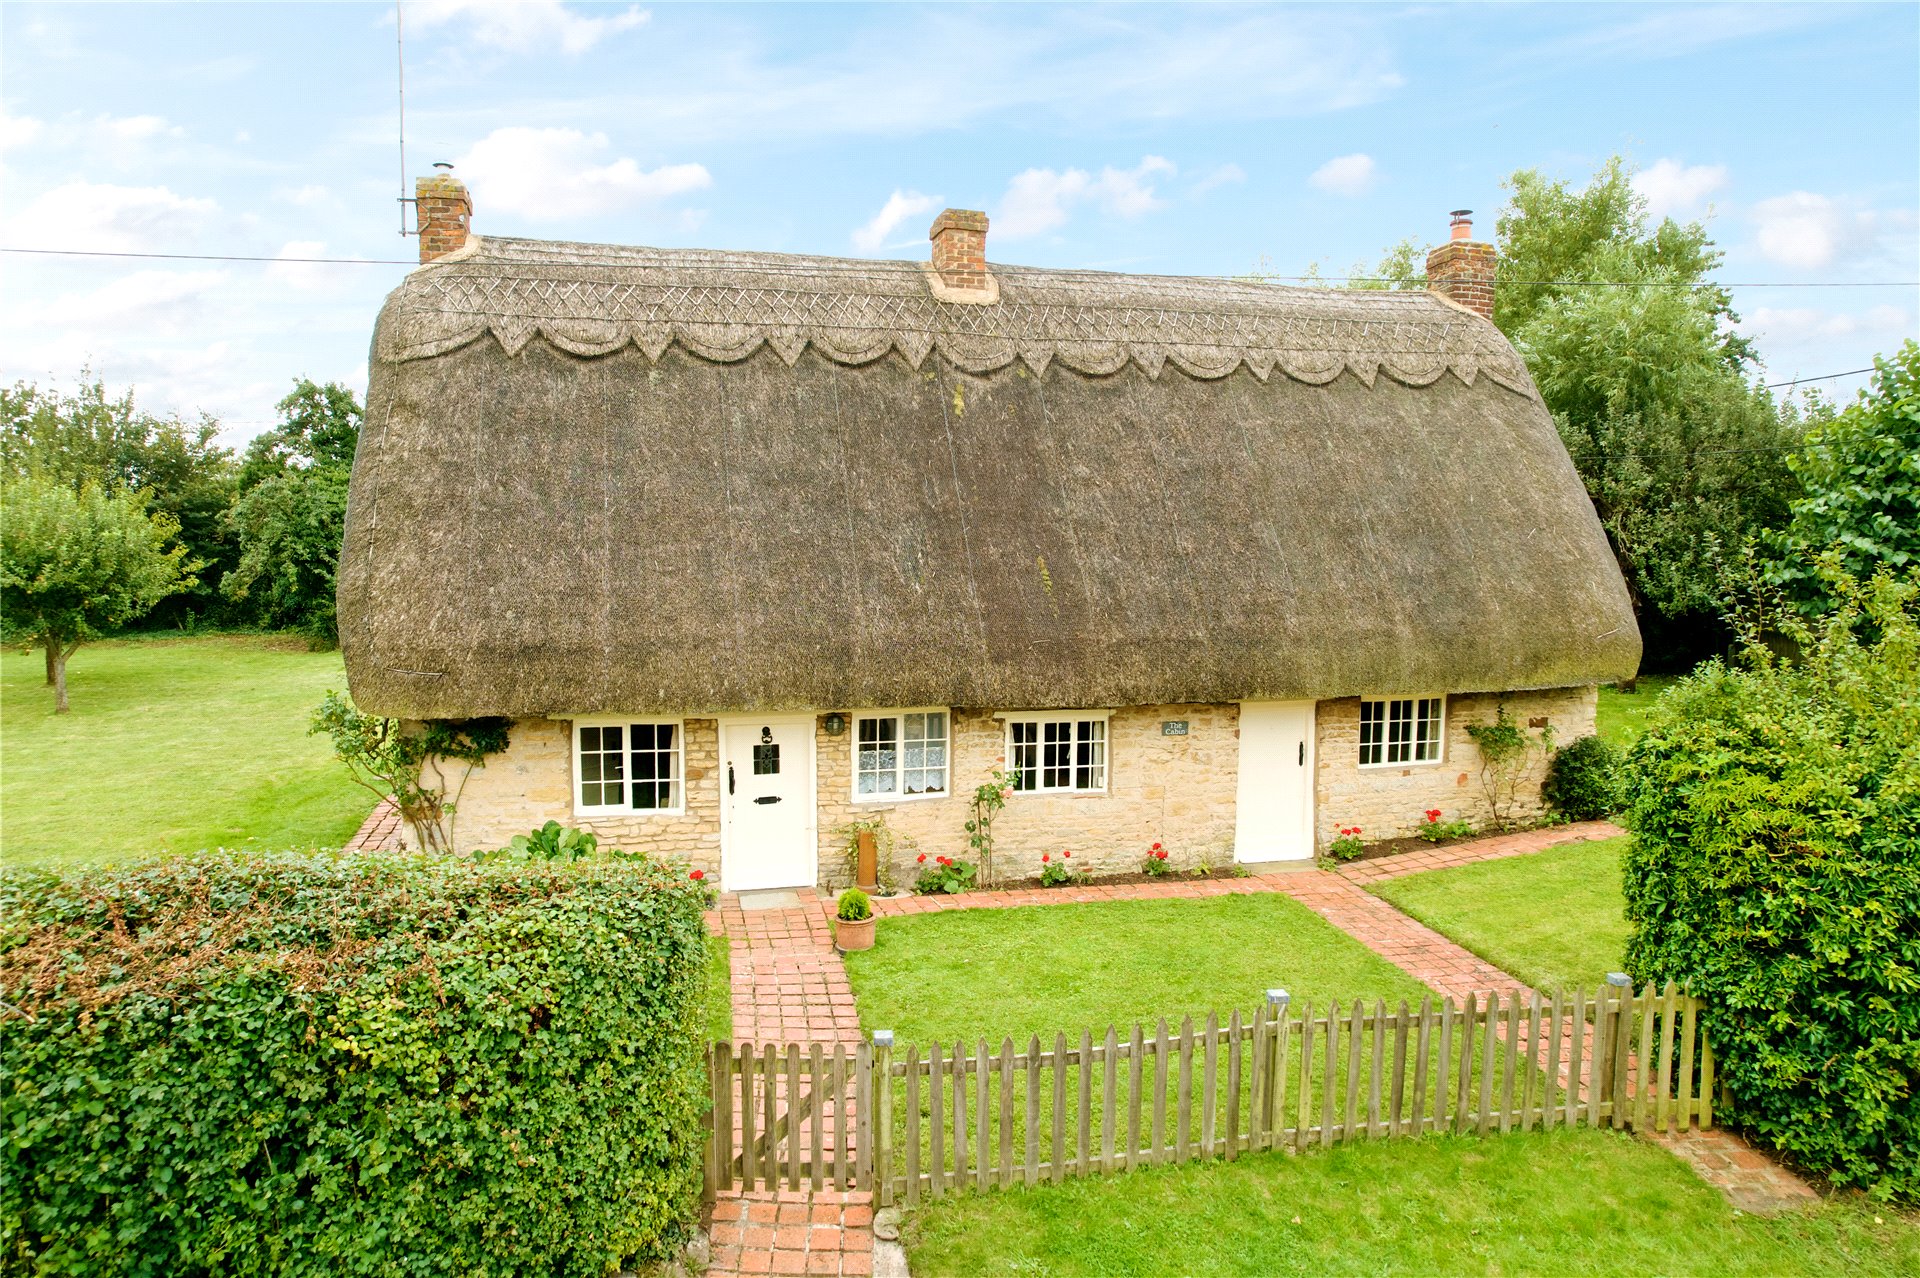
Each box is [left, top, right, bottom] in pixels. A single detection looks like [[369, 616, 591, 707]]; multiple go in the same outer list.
[[703, 982, 1713, 1205]]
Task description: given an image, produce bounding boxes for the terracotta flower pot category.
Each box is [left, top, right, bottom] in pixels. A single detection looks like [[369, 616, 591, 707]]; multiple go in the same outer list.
[[835, 915, 876, 952]]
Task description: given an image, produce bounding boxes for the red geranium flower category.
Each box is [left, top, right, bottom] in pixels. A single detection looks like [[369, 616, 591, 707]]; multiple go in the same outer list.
[[1152, 842, 1162, 851], [1156, 849, 1168, 860], [1043, 853, 1051, 863], [917, 853, 928, 863], [1062, 850, 1071, 858], [1425, 809, 1442, 821], [689, 870, 705, 881]]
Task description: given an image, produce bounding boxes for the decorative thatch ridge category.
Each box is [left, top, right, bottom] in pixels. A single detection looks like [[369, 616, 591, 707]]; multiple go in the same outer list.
[[341, 234, 1637, 720], [377, 236, 1539, 395]]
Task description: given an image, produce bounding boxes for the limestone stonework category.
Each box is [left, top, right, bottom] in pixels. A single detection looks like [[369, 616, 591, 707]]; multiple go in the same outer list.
[[430, 717, 723, 873], [417, 686, 1595, 880], [1313, 687, 1597, 848], [812, 704, 1241, 890]]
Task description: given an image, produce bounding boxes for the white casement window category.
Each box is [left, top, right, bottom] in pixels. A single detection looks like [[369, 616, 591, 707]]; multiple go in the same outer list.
[[574, 719, 684, 815], [1004, 713, 1109, 794], [1358, 697, 1445, 767], [853, 710, 950, 801]]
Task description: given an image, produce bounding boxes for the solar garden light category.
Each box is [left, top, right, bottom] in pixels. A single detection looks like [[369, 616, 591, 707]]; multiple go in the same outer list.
[[1606, 972, 1631, 988], [1265, 988, 1289, 1008], [872, 1029, 894, 1048]]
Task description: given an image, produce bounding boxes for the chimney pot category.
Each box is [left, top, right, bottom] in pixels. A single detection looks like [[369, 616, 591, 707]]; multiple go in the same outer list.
[[415, 167, 472, 265], [1425, 207, 1496, 320], [929, 208, 991, 295]]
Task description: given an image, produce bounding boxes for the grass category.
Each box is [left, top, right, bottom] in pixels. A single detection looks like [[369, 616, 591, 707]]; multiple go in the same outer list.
[[1595, 674, 1681, 750], [904, 1125, 1920, 1277], [1, 635, 369, 868], [706, 934, 733, 1042], [1369, 836, 1630, 995], [842, 894, 1435, 1046]]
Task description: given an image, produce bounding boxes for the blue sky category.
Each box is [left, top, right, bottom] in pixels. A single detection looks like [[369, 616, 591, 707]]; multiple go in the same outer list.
[[2, 2, 1915, 444]]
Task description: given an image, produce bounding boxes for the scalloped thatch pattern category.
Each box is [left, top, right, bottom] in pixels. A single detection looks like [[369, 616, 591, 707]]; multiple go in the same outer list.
[[376, 236, 1538, 395]]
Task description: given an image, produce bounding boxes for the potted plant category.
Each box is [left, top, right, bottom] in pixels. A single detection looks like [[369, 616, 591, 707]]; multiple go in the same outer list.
[[834, 888, 876, 952]]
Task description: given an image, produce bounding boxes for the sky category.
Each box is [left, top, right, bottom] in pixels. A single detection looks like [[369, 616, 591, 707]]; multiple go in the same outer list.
[[2, 1, 1915, 446]]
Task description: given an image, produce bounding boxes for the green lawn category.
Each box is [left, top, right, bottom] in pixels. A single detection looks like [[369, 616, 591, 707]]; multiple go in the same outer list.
[[706, 934, 733, 1042], [1, 636, 370, 868], [905, 1126, 1920, 1277], [1369, 836, 1630, 996], [1596, 675, 1681, 750], [843, 894, 1434, 1046]]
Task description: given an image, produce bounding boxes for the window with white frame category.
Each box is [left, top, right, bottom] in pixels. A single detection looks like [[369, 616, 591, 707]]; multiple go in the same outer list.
[[574, 720, 683, 814], [1006, 715, 1108, 793], [1358, 697, 1444, 766], [853, 710, 949, 800]]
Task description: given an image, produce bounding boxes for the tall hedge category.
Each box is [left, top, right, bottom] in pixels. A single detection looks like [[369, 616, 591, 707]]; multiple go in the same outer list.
[[1620, 569, 1919, 1200], [1, 852, 713, 1274]]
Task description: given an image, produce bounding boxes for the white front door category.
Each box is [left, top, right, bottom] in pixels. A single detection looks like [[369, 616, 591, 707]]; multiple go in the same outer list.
[[1234, 700, 1316, 862], [720, 717, 817, 892]]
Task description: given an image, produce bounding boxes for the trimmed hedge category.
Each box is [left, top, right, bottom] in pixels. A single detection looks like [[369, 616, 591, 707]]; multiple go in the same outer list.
[[1620, 573, 1920, 1200], [1, 852, 713, 1274], [1542, 734, 1624, 821]]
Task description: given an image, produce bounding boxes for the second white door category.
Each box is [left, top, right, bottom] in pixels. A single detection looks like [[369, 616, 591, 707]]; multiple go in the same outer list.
[[1233, 700, 1316, 862]]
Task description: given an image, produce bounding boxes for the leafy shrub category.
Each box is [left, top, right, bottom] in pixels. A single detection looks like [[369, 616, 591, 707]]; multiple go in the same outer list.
[[0, 851, 712, 1274], [911, 854, 976, 895], [836, 888, 872, 921], [1543, 735, 1624, 821], [1620, 568, 1920, 1200], [495, 819, 598, 861]]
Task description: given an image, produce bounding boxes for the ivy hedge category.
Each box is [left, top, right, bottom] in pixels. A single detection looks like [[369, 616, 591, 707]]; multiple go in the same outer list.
[[1, 852, 713, 1274], [1620, 569, 1919, 1200]]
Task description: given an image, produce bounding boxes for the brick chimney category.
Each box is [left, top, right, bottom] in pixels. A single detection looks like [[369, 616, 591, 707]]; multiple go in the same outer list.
[[1424, 209, 1496, 320], [415, 162, 472, 264], [929, 208, 991, 297]]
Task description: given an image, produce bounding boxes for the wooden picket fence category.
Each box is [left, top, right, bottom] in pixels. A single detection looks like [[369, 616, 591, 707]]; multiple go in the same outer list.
[[703, 982, 1714, 1205]]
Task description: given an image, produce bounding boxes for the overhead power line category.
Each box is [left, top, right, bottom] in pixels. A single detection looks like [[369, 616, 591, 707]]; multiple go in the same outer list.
[[2, 245, 1916, 290], [1764, 367, 1877, 388]]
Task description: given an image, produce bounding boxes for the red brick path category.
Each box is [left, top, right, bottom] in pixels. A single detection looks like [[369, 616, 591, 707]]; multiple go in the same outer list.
[[706, 1189, 875, 1276], [1645, 1127, 1822, 1215], [342, 799, 403, 852], [1335, 820, 1625, 884]]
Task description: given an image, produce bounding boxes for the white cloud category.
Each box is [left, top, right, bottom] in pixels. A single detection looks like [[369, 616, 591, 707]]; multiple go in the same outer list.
[[1750, 192, 1914, 270], [41, 269, 229, 332], [1743, 303, 1913, 344], [267, 241, 339, 292], [275, 184, 331, 207], [409, 1, 649, 55], [454, 127, 710, 222], [93, 113, 181, 142], [851, 189, 941, 253], [4, 181, 217, 251], [994, 156, 1176, 239], [1191, 163, 1247, 196], [1307, 153, 1376, 197], [1, 111, 43, 150], [1633, 159, 1728, 221]]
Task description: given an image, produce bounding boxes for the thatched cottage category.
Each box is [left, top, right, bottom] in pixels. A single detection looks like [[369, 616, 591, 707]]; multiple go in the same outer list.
[[338, 170, 1639, 889]]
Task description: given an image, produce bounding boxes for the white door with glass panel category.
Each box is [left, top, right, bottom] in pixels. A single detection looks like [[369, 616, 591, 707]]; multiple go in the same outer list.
[[1234, 700, 1315, 862], [721, 718, 816, 891]]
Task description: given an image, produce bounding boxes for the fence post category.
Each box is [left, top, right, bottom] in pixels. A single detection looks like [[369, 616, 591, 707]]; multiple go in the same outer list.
[[873, 1030, 895, 1206], [1266, 989, 1290, 1151]]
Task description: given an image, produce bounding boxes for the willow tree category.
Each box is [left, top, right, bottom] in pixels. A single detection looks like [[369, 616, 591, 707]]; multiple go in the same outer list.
[[0, 476, 192, 712]]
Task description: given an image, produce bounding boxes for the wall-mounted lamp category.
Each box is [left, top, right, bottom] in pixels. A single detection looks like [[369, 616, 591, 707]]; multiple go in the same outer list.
[[823, 712, 847, 737]]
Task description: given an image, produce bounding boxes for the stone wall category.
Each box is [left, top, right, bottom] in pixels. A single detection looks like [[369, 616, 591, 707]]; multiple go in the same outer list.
[[416, 685, 1595, 881], [430, 717, 724, 874], [1313, 686, 1597, 848], [813, 704, 1242, 890]]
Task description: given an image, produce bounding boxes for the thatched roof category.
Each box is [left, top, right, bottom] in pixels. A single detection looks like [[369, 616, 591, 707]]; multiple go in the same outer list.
[[340, 235, 1639, 719]]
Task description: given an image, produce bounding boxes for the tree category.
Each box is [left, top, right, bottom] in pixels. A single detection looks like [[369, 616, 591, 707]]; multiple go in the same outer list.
[[1, 476, 193, 711], [223, 379, 363, 642], [1491, 160, 1796, 666], [1767, 340, 1920, 614], [0, 376, 236, 625]]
